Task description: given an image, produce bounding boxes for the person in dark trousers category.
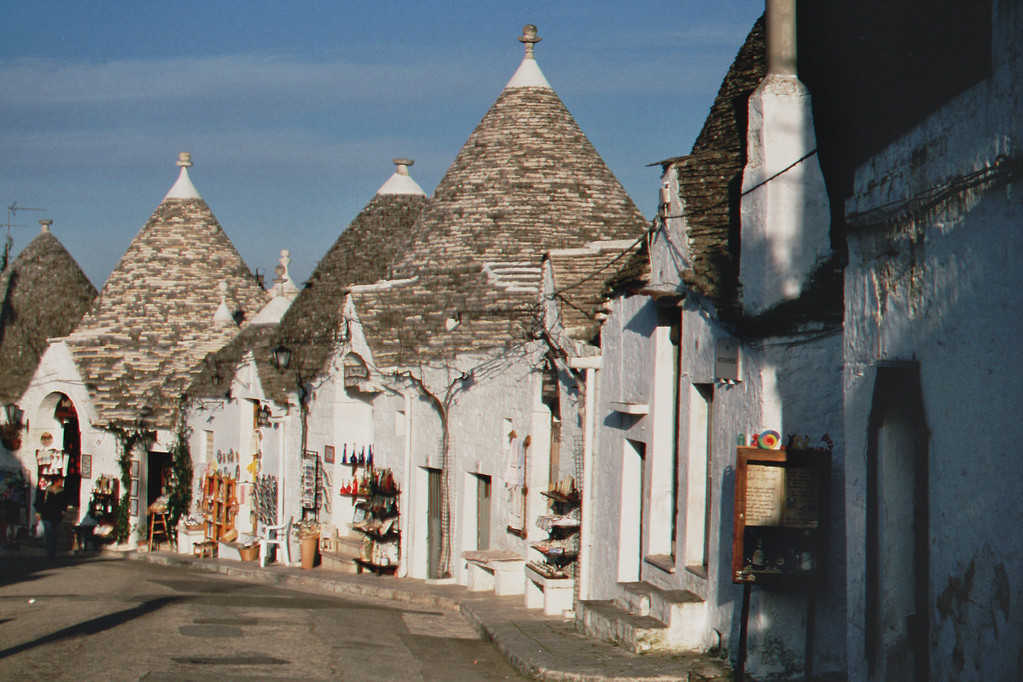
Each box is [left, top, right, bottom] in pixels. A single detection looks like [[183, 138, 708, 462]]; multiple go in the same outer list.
[[34, 476, 67, 558]]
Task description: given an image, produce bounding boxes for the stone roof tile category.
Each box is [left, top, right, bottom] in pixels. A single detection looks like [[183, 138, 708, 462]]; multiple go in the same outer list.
[[0, 225, 97, 403], [67, 187, 269, 429]]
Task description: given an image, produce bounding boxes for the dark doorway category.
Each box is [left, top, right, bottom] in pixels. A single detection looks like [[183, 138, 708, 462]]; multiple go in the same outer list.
[[866, 362, 929, 681], [475, 474, 492, 551], [60, 405, 82, 507], [427, 468, 443, 579], [147, 451, 172, 508]]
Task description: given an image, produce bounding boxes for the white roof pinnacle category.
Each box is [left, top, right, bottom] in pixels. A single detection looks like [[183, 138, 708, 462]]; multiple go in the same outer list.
[[39, 219, 53, 234], [213, 280, 236, 326], [505, 24, 551, 89], [251, 249, 298, 325], [164, 152, 202, 200], [274, 249, 299, 298], [376, 158, 426, 196]]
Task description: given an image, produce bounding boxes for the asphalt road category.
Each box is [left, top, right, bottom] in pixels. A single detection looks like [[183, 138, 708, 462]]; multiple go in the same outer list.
[[0, 553, 522, 681]]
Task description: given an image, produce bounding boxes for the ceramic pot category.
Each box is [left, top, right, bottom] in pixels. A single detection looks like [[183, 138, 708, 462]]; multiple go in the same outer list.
[[300, 535, 319, 569]]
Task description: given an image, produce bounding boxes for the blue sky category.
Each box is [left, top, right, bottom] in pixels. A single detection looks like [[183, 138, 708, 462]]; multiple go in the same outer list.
[[1, 1, 763, 287]]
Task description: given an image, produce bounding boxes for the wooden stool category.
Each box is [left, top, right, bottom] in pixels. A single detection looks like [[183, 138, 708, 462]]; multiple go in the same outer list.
[[148, 511, 173, 551], [193, 540, 216, 558]]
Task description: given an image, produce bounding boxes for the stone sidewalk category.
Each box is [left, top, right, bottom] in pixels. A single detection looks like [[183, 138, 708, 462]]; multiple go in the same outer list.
[[129, 549, 734, 681]]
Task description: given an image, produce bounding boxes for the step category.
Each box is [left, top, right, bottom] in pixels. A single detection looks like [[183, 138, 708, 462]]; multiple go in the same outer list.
[[616, 581, 704, 627], [576, 599, 668, 654], [321, 536, 364, 574]]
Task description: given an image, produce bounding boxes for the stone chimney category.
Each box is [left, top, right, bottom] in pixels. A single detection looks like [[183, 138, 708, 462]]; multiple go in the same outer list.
[[739, 0, 831, 316]]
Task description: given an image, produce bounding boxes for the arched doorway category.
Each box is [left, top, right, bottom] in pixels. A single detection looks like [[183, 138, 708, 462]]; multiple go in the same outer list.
[[35, 392, 83, 511]]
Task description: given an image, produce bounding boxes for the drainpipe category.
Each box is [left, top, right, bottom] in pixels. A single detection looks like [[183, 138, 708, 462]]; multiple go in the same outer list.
[[568, 354, 601, 601]]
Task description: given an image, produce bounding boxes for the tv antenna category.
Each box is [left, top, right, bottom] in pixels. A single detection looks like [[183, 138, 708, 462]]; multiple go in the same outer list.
[[6, 202, 47, 239], [3, 202, 46, 269]]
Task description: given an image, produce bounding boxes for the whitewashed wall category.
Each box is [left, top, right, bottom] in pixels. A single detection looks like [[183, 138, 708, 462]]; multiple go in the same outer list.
[[186, 357, 295, 545], [413, 350, 548, 586], [844, 4, 1023, 677], [19, 341, 181, 545], [584, 283, 846, 675]]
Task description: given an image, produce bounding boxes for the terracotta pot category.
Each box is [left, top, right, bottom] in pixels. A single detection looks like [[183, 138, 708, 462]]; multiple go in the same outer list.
[[300, 535, 319, 569]]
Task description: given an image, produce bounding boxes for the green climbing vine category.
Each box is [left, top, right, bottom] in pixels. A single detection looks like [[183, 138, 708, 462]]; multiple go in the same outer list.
[[166, 411, 193, 530], [110, 424, 154, 543]]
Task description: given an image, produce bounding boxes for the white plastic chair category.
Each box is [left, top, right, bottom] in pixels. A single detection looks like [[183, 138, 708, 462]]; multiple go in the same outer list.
[[259, 516, 293, 567]]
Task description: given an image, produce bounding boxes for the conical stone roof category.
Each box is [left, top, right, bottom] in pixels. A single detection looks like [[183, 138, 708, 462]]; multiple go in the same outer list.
[[391, 26, 646, 280], [0, 221, 97, 404], [190, 160, 429, 405], [66, 153, 269, 428], [354, 25, 648, 369]]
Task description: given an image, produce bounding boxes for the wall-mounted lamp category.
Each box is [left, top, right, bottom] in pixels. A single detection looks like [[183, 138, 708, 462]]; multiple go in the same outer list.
[[1, 403, 24, 450], [272, 345, 292, 371], [4, 403, 23, 426], [257, 404, 272, 427]]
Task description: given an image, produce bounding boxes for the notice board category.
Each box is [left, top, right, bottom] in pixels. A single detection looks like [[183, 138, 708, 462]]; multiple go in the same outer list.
[[732, 446, 830, 586]]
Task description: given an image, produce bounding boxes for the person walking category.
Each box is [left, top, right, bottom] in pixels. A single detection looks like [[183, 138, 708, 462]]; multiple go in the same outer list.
[[34, 476, 67, 558]]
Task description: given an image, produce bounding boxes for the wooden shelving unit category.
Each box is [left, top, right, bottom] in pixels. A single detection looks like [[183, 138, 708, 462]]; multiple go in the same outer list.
[[201, 473, 237, 543]]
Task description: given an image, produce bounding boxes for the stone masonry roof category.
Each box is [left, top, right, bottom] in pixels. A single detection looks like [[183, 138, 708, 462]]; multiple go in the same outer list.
[[0, 223, 97, 404], [547, 240, 644, 344], [365, 27, 648, 369], [66, 159, 269, 429], [190, 164, 430, 405], [391, 84, 646, 280], [676, 15, 766, 320]]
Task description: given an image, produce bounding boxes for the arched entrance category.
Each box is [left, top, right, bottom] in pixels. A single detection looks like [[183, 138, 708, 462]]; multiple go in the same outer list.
[[35, 393, 83, 510]]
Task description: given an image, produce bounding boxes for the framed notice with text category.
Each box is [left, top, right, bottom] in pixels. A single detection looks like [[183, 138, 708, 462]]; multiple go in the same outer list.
[[732, 446, 830, 586]]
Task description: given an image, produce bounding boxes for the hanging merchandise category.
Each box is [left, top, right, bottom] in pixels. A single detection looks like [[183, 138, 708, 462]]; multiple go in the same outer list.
[[300, 451, 321, 511], [344, 459, 400, 575]]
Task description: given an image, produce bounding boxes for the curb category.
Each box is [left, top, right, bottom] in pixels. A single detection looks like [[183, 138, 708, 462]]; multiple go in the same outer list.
[[129, 551, 734, 682], [127, 551, 462, 611]]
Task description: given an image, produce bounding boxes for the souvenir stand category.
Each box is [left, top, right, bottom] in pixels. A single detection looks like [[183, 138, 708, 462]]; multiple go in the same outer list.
[[195, 472, 237, 557], [338, 447, 400, 575], [81, 474, 119, 548], [526, 477, 580, 616]]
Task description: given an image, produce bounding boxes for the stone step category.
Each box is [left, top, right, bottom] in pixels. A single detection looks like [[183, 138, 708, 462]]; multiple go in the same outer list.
[[616, 581, 704, 629], [321, 535, 364, 574], [576, 599, 668, 654]]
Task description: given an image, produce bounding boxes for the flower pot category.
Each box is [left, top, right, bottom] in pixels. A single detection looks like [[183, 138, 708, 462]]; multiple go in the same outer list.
[[300, 535, 319, 569], [239, 544, 259, 561]]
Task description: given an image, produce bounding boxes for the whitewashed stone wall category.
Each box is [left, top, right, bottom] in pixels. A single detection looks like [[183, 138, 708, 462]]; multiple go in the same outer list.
[[186, 357, 295, 544], [18, 342, 134, 538], [584, 288, 846, 674], [411, 350, 548, 586], [844, 4, 1023, 677]]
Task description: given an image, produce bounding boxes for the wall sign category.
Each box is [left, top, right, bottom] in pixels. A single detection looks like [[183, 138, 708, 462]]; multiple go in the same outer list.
[[732, 446, 830, 586], [715, 338, 741, 381], [343, 354, 369, 387]]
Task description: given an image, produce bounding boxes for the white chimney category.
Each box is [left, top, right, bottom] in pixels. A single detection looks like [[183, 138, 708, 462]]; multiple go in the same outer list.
[[739, 0, 831, 316]]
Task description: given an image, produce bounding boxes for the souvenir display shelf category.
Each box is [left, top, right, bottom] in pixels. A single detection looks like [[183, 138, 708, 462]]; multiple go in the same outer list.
[[340, 458, 400, 575], [201, 473, 237, 542], [87, 475, 120, 541], [528, 480, 581, 580]]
